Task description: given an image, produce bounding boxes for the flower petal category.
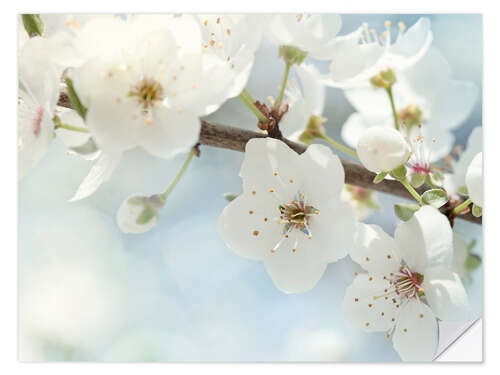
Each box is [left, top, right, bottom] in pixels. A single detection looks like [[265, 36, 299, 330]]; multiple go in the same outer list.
[[392, 299, 438, 362], [465, 152, 483, 207], [138, 108, 200, 160], [217, 192, 283, 261], [263, 236, 328, 294], [295, 63, 325, 117], [343, 273, 400, 332], [423, 266, 469, 321], [350, 223, 401, 275], [394, 205, 453, 273]]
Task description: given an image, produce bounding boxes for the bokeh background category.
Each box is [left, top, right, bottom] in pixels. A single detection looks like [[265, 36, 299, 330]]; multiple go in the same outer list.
[[19, 14, 483, 362]]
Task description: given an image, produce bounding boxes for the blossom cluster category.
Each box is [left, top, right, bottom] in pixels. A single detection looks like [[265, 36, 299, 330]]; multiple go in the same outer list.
[[18, 14, 482, 362]]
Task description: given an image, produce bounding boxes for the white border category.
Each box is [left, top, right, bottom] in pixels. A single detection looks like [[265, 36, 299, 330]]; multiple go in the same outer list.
[[3, 1, 497, 373]]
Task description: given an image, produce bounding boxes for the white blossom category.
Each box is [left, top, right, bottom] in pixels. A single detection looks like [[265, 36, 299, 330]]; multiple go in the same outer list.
[[340, 48, 477, 163], [325, 18, 433, 87], [356, 127, 411, 173], [341, 185, 381, 221], [218, 138, 356, 293], [465, 152, 483, 207], [343, 206, 469, 361], [18, 37, 61, 179]]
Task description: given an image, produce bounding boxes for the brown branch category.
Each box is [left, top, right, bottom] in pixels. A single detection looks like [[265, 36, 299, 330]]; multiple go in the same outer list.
[[57, 95, 480, 224], [199, 121, 481, 225]]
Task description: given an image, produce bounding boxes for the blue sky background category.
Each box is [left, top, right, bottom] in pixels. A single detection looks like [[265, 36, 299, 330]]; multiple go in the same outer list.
[[19, 14, 482, 362]]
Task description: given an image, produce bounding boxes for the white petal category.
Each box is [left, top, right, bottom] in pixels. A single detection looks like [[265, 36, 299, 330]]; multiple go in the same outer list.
[[394, 206, 453, 273], [299, 144, 345, 203], [138, 108, 200, 160], [343, 273, 400, 332], [279, 99, 309, 138], [344, 86, 392, 121], [303, 200, 356, 263], [263, 237, 328, 294], [55, 107, 91, 148], [465, 152, 483, 207], [451, 233, 468, 278], [423, 266, 469, 321], [341, 112, 372, 148], [350, 223, 401, 275], [407, 125, 454, 163], [295, 63, 325, 116], [392, 299, 438, 362], [217, 192, 283, 261], [430, 80, 478, 131], [70, 153, 121, 201], [240, 138, 302, 202]]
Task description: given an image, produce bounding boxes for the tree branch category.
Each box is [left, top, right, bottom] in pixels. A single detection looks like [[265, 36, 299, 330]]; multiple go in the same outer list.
[[199, 121, 481, 225], [56, 95, 480, 224]]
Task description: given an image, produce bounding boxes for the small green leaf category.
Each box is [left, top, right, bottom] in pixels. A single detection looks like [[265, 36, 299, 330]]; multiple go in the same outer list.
[[465, 254, 482, 272], [472, 204, 482, 217], [458, 185, 469, 196], [429, 171, 444, 186], [394, 203, 420, 221], [389, 164, 407, 180], [422, 189, 448, 208], [22, 14, 44, 37], [467, 239, 477, 252], [223, 193, 239, 202], [373, 171, 388, 184], [65, 77, 88, 120], [136, 206, 157, 225], [411, 173, 425, 188]]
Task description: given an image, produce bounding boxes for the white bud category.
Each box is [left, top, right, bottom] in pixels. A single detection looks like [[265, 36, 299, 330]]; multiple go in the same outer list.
[[356, 127, 411, 173], [116, 195, 163, 234], [465, 152, 483, 207]]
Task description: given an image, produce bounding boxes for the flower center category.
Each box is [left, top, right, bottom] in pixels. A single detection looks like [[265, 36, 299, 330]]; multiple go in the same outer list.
[[129, 78, 164, 111], [397, 105, 423, 129], [374, 266, 424, 301], [278, 192, 319, 238]]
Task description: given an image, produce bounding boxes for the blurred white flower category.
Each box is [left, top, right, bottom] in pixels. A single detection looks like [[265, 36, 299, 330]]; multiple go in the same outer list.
[[279, 63, 325, 141], [218, 138, 356, 293], [71, 15, 235, 158], [18, 37, 60, 179], [283, 328, 349, 361], [266, 14, 342, 60], [326, 18, 433, 87], [197, 15, 264, 98], [116, 194, 164, 234], [465, 152, 483, 208], [341, 185, 381, 221], [444, 127, 482, 196], [356, 127, 410, 173], [343, 206, 469, 361], [341, 48, 477, 162]]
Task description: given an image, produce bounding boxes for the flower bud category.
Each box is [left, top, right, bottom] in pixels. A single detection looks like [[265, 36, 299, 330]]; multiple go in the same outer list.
[[356, 127, 411, 173], [278, 45, 308, 66], [116, 194, 165, 234], [465, 152, 483, 207]]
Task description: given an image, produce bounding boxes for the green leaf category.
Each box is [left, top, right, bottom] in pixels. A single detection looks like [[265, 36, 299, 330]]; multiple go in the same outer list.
[[472, 204, 482, 217], [429, 171, 444, 186], [465, 254, 482, 272], [22, 14, 44, 37], [394, 203, 420, 221], [389, 164, 407, 180], [136, 206, 157, 225], [65, 77, 88, 120], [411, 173, 425, 188], [223, 193, 239, 202], [467, 239, 477, 252], [458, 185, 469, 196], [422, 189, 448, 208], [373, 171, 388, 184]]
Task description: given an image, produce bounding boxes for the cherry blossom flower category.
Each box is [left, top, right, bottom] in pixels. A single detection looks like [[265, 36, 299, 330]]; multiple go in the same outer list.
[[356, 127, 411, 173], [18, 37, 60, 179], [343, 206, 469, 361], [465, 152, 483, 208], [340, 48, 477, 161], [341, 185, 381, 221], [325, 18, 433, 88], [279, 63, 325, 141], [218, 138, 356, 293], [197, 15, 264, 98]]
